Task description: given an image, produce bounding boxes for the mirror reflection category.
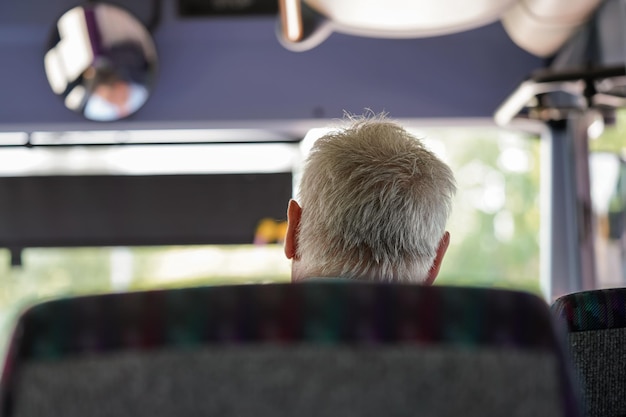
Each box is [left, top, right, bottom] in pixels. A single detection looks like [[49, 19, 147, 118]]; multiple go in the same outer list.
[[44, 3, 157, 122]]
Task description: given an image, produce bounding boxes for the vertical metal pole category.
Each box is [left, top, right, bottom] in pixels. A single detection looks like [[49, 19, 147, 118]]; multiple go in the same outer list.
[[545, 121, 579, 300], [544, 115, 597, 301]]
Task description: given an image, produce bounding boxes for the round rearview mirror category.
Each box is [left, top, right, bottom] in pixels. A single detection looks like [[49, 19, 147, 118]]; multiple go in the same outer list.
[[44, 3, 158, 122]]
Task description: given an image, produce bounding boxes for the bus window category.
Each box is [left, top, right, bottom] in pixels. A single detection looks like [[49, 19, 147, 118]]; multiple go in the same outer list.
[[590, 109, 626, 288], [0, 124, 542, 356], [422, 127, 541, 295]]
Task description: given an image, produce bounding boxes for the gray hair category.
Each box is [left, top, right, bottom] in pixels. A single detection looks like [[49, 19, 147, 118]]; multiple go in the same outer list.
[[296, 117, 456, 283]]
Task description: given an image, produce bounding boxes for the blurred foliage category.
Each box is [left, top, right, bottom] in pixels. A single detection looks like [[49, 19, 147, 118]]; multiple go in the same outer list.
[[589, 109, 626, 154], [435, 130, 541, 295]]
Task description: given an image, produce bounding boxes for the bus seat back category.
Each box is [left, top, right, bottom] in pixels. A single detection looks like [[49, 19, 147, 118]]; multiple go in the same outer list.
[[553, 288, 626, 417], [2, 283, 579, 417]]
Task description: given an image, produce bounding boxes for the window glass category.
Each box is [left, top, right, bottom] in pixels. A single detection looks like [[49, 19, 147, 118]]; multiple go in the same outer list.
[[412, 127, 541, 294], [589, 109, 626, 288], [0, 125, 541, 357]]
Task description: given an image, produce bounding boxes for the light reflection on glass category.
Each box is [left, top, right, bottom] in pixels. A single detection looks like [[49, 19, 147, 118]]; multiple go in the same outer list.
[[0, 144, 298, 177]]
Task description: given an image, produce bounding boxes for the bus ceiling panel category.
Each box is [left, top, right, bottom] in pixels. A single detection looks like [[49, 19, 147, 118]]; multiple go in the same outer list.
[[595, 0, 626, 68], [551, 0, 626, 71], [0, 20, 542, 130]]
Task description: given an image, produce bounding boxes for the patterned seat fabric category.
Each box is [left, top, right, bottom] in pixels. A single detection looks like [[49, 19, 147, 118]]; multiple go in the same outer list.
[[552, 288, 626, 332], [1, 282, 580, 417], [552, 288, 626, 417]]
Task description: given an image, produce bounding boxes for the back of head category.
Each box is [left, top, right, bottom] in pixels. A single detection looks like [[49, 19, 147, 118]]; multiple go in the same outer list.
[[295, 116, 456, 283]]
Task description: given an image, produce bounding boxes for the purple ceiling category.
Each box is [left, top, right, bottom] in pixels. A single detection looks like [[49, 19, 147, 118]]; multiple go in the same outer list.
[[0, 0, 544, 130]]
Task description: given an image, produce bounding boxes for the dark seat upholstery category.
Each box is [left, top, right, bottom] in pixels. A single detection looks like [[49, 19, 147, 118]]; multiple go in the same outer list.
[[552, 288, 626, 417], [1, 283, 580, 417]]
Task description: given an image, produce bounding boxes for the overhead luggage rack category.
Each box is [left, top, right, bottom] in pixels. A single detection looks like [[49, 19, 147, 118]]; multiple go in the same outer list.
[[495, 65, 626, 127]]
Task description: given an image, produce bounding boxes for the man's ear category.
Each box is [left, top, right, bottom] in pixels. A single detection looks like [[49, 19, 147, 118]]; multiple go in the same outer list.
[[284, 199, 302, 259], [424, 231, 450, 285]]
